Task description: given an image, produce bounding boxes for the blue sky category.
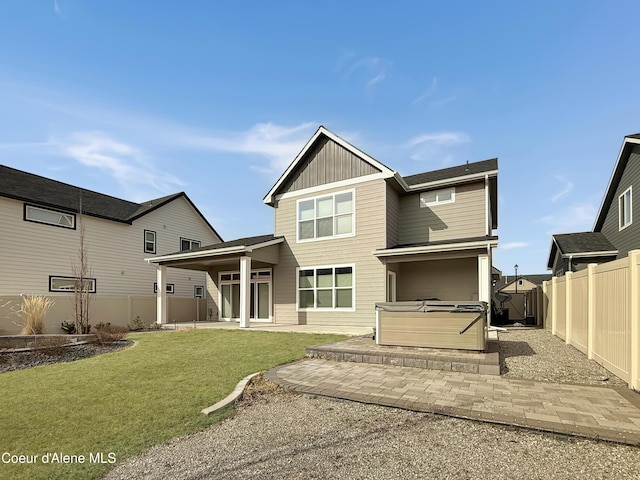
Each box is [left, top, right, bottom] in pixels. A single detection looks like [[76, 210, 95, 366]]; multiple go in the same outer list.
[[1, 1, 638, 275]]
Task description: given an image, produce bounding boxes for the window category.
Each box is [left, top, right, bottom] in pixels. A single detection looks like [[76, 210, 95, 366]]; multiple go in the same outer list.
[[420, 188, 455, 207], [297, 190, 354, 242], [194, 285, 205, 298], [619, 187, 632, 230], [153, 283, 175, 294], [297, 265, 354, 310], [180, 238, 201, 251], [49, 276, 96, 293], [144, 230, 156, 254], [25, 204, 75, 229]]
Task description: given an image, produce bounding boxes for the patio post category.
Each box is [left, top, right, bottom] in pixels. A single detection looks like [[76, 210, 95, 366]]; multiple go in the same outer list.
[[477, 253, 491, 324], [239, 255, 251, 328], [156, 265, 167, 325]]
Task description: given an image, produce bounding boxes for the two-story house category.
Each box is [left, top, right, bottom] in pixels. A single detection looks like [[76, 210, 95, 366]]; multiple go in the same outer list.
[[547, 134, 640, 276], [149, 126, 499, 328], [0, 165, 221, 333]]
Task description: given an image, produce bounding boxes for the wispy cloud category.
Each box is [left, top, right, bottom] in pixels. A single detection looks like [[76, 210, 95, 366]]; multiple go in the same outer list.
[[551, 175, 574, 203], [53, 131, 185, 200], [406, 132, 471, 148], [412, 78, 438, 105], [500, 241, 529, 250], [337, 54, 391, 99], [537, 203, 597, 235], [53, 0, 61, 15], [404, 131, 471, 166]]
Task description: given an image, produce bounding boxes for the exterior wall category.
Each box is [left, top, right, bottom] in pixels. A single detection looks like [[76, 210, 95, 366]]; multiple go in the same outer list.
[[395, 257, 479, 302], [386, 184, 400, 247], [273, 178, 387, 326], [0, 196, 220, 299], [398, 181, 486, 244], [280, 138, 380, 194], [0, 294, 206, 334], [600, 144, 640, 258]]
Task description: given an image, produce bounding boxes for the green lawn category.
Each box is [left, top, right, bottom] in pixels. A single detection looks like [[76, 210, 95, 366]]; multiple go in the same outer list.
[[0, 329, 346, 480]]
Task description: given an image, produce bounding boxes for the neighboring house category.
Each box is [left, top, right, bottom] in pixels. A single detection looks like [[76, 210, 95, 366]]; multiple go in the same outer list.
[[494, 273, 551, 323], [0, 165, 221, 333], [149, 126, 499, 328], [547, 134, 640, 275]]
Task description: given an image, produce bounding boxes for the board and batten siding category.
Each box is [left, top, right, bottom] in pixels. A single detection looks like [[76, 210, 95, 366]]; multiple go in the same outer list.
[[280, 138, 381, 194], [398, 181, 486, 244], [600, 144, 640, 259], [0, 196, 220, 298], [273, 178, 387, 326]]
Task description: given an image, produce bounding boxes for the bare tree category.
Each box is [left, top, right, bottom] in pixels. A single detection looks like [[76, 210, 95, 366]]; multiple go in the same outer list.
[[71, 193, 93, 334]]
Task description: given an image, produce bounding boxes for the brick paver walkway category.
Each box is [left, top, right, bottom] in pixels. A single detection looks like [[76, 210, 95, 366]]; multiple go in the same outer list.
[[266, 359, 640, 446]]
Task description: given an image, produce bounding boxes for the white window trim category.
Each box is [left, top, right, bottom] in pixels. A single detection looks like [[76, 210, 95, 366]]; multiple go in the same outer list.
[[180, 237, 201, 252], [49, 275, 96, 293], [153, 283, 175, 294], [194, 285, 205, 298], [218, 268, 272, 322], [296, 189, 356, 243], [295, 264, 356, 312], [419, 187, 456, 208], [619, 186, 633, 231], [144, 230, 157, 254], [25, 204, 76, 229]]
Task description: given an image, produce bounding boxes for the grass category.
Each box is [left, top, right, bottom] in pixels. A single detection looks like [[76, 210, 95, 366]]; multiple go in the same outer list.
[[0, 329, 347, 480]]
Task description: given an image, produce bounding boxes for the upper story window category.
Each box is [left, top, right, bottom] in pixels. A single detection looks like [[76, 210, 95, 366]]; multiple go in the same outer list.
[[297, 190, 354, 242], [25, 204, 75, 229], [180, 238, 201, 251], [419, 188, 455, 208], [144, 230, 157, 254], [619, 186, 632, 230]]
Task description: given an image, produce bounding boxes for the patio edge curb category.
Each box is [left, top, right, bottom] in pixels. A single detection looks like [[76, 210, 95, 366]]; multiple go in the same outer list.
[[201, 372, 261, 415]]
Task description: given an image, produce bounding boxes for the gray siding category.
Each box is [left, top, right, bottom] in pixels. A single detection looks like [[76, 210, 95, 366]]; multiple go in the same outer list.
[[281, 137, 380, 194], [398, 181, 486, 244], [396, 258, 478, 301], [601, 145, 640, 258], [386, 184, 400, 247]]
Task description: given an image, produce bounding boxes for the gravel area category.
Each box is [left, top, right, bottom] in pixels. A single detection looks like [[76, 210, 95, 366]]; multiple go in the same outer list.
[[102, 329, 640, 480], [0, 341, 132, 373], [498, 328, 628, 387]]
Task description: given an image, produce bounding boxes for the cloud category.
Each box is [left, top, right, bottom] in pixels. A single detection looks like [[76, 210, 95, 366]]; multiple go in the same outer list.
[[412, 78, 438, 105], [500, 242, 529, 250], [54, 0, 60, 14], [54, 131, 185, 199], [337, 54, 390, 98], [551, 176, 574, 203], [404, 131, 471, 166], [406, 132, 471, 148], [537, 203, 597, 235]]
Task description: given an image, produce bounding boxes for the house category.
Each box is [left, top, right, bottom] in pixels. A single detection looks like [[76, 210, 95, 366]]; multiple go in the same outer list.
[[0, 165, 222, 333], [547, 134, 640, 275], [149, 126, 499, 328]]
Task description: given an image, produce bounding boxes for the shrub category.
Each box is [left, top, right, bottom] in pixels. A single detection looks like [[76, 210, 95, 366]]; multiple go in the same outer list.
[[37, 336, 70, 356], [95, 325, 129, 345], [61, 320, 76, 334], [130, 315, 145, 331], [19, 295, 54, 335], [93, 321, 111, 331]]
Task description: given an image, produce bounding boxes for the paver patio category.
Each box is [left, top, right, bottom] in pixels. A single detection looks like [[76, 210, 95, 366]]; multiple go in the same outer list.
[[266, 358, 640, 446]]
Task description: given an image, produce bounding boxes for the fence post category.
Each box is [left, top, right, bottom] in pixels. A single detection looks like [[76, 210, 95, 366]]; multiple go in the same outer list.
[[542, 281, 548, 328], [629, 250, 640, 391], [587, 264, 596, 360], [565, 271, 573, 345], [551, 276, 557, 336]]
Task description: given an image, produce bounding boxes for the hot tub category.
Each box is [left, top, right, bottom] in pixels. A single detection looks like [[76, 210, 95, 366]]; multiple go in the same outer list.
[[375, 301, 488, 351]]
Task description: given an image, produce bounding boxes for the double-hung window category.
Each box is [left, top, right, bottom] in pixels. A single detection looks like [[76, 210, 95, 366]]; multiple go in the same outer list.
[[144, 230, 156, 254], [297, 265, 354, 310], [297, 190, 354, 242], [619, 187, 632, 230]]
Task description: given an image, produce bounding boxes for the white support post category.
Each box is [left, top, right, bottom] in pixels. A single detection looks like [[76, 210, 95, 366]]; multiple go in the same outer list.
[[587, 264, 596, 360], [156, 265, 167, 325], [239, 255, 251, 329], [478, 253, 491, 325]]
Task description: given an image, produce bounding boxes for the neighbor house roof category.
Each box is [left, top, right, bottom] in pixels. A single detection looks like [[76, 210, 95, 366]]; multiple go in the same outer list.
[[546, 232, 618, 269], [594, 134, 640, 231], [403, 159, 498, 187], [0, 164, 221, 237]]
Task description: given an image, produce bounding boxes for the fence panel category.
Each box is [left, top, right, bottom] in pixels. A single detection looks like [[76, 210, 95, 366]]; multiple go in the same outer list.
[[555, 277, 567, 340], [569, 270, 589, 354], [593, 259, 630, 382]]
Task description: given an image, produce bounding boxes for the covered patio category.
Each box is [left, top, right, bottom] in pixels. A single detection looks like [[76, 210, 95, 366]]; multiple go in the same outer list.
[[146, 235, 283, 328]]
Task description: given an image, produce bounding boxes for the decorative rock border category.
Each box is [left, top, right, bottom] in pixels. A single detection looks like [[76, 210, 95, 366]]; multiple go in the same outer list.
[[201, 372, 261, 415]]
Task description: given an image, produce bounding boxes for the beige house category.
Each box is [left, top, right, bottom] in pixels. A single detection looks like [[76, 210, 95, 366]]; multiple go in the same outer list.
[[0, 165, 221, 333], [150, 126, 499, 328]]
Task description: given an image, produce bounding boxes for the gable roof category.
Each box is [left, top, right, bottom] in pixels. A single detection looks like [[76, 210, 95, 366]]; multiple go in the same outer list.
[[594, 134, 640, 231], [546, 232, 617, 269], [263, 126, 397, 205], [403, 158, 498, 188], [0, 164, 221, 238]]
